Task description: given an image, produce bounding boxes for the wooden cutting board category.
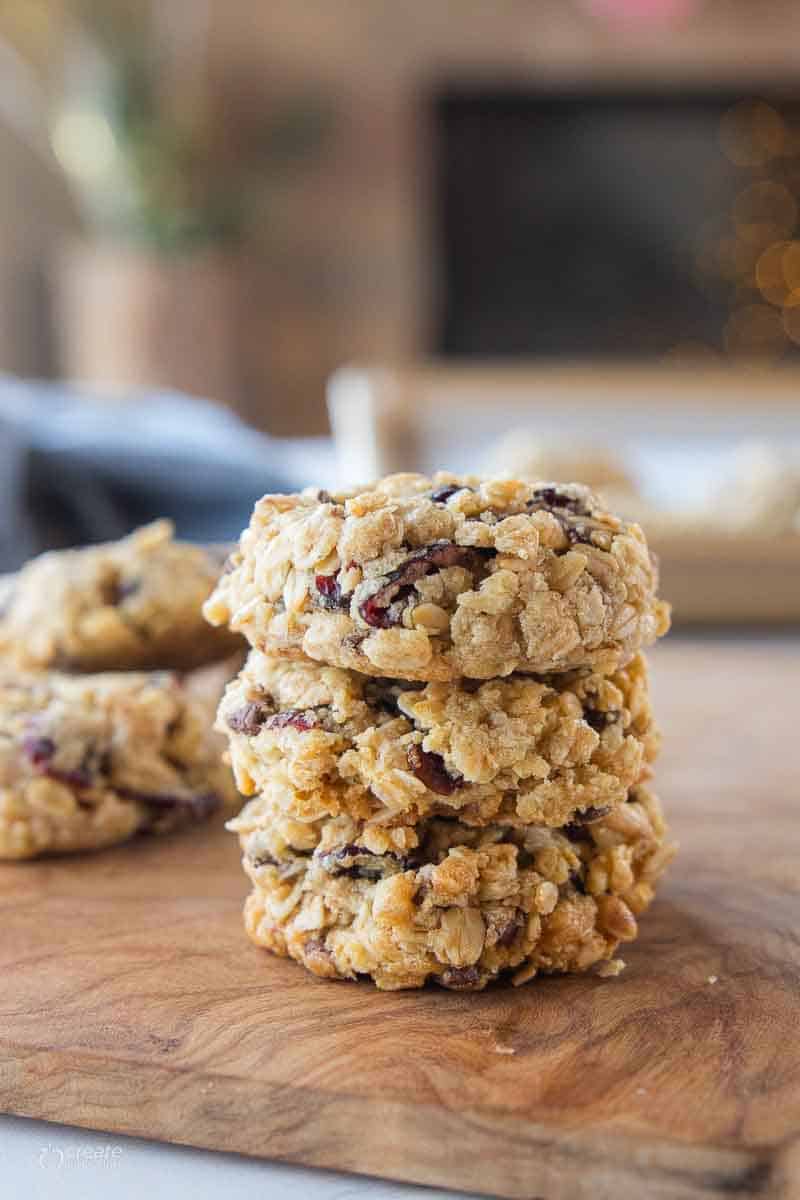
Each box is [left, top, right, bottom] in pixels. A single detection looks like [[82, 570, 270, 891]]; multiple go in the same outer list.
[[1, 639, 799, 1200]]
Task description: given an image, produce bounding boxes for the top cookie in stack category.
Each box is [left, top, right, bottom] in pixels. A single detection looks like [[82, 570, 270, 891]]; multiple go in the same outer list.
[[205, 473, 669, 678], [210, 474, 674, 991]]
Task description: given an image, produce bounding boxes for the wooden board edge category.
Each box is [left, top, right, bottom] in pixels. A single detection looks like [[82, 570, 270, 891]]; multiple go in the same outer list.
[[1, 1040, 793, 1200]]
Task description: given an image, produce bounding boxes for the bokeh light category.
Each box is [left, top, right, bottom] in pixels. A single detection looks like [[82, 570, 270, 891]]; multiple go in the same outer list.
[[723, 302, 786, 357], [708, 101, 800, 356], [720, 100, 784, 167], [755, 240, 794, 306], [754, 239, 800, 308], [781, 241, 800, 290], [781, 290, 800, 344], [733, 181, 797, 235], [732, 222, 783, 284]]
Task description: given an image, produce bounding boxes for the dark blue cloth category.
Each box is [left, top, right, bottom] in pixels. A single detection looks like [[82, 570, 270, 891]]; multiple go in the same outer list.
[[0, 377, 333, 570]]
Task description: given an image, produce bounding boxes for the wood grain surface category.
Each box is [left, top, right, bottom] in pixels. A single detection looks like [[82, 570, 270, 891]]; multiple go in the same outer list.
[[1, 639, 799, 1200]]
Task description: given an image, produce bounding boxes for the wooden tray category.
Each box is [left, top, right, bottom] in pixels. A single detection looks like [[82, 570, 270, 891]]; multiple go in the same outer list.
[[327, 363, 800, 625], [1, 640, 799, 1200], [656, 532, 800, 624]]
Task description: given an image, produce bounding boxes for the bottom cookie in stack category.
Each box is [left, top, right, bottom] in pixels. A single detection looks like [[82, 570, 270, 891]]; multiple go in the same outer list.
[[0, 667, 238, 859], [229, 782, 675, 991]]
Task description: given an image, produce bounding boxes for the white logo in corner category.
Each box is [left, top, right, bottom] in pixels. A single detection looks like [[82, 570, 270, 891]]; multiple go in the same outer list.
[[38, 1143, 64, 1169]]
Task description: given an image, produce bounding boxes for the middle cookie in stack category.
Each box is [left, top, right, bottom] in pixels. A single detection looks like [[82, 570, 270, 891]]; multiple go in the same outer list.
[[208, 472, 673, 990], [219, 652, 656, 829]]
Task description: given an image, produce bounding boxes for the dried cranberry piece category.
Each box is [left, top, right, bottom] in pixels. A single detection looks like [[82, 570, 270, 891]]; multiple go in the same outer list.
[[362, 679, 403, 717], [314, 572, 350, 611], [21, 734, 93, 788], [436, 965, 481, 990], [495, 913, 523, 948], [584, 707, 620, 733], [529, 486, 591, 517], [315, 573, 339, 598], [106, 577, 140, 605], [429, 484, 473, 504], [359, 542, 488, 629], [320, 841, 368, 863], [527, 489, 600, 551], [120, 788, 220, 821], [562, 805, 612, 840], [577, 804, 612, 823], [226, 701, 272, 735], [251, 852, 279, 868], [317, 843, 407, 880], [251, 850, 309, 875], [406, 744, 463, 795], [117, 578, 141, 602], [21, 734, 56, 766], [359, 596, 397, 629], [303, 936, 334, 964], [51, 764, 94, 789], [565, 524, 596, 548], [264, 709, 319, 733]]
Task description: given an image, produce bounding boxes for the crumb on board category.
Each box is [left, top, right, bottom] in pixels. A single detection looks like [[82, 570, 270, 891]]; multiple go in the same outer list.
[[708, 975, 718, 984], [493, 1044, 516, 1056], [596, 958, 626, 978]]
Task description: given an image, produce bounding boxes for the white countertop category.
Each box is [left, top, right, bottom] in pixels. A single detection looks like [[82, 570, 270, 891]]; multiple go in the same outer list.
[[0, 1116, 474, 1200]]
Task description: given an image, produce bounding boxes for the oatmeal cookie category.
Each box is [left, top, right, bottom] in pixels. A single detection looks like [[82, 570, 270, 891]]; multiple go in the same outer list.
[[232, 783, 674, 990], [0, 520, 241, 672], [218, 651, 657, 828], [204, 474, 669, 681], [0, 667, 237, 858]]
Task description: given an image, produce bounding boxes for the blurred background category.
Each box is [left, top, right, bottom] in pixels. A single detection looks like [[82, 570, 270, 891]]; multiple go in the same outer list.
[[0, 0, 799, 620]]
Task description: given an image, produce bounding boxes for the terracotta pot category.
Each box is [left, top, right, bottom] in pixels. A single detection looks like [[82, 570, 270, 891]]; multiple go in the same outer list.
[[53, 240, 244, 409]]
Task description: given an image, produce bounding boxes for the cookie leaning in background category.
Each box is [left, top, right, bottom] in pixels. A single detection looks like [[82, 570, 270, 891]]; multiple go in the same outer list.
[[231, 783, 675, 990], [218, 651, 658, 828], [205, 474, 670, 681], [0, 520, 242, 672], [0, 668, 238, 858]]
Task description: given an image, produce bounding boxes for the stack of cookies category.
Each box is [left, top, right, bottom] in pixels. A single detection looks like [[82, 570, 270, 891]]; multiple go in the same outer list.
[[0, 521, 241, 859], [206, 474, 675, 990]]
